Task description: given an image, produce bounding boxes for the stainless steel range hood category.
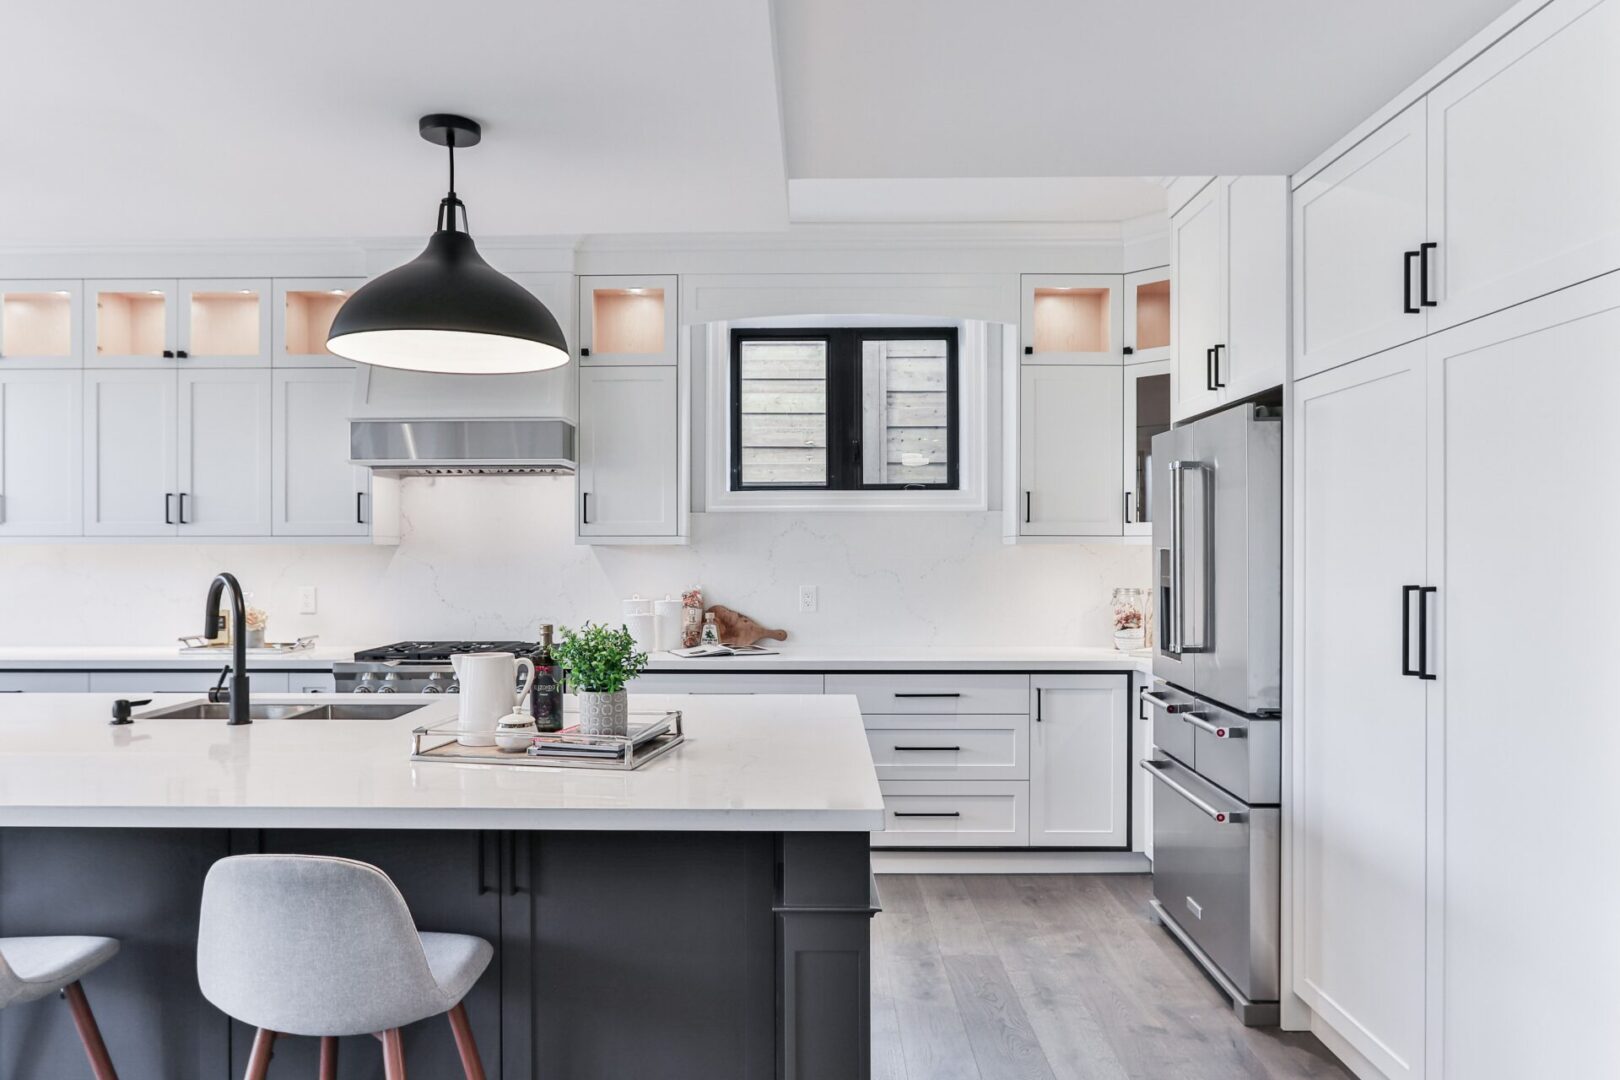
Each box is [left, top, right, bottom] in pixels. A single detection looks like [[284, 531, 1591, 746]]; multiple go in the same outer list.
[[350, 417, 576, 476]]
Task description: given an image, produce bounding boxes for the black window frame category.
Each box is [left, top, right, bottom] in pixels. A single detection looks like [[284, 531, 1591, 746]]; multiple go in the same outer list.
[[729, 326, 960, 493]]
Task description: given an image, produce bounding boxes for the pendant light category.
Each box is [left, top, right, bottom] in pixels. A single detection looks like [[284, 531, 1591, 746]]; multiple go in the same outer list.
[[326, 114, 570, 374]]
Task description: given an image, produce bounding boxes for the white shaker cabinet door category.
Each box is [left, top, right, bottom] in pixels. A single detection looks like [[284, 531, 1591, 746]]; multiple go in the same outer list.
[[1426, 0, 1620, 333], [1292, 344, 1429, 1080], [177, 368, 272, 536], [1221, 175, 1288, 402], [273, 368, 368, 537], [1017, 364, 1123, 537], [1171, 182, 1225, 421], [0, 371, 82, 536], [1029, 675, 1129, 848], [1293, 104, 1429, 380], [82, 369, 178, 536], [577, 365, 679, 538], [1429, 272, 1620, 1080]]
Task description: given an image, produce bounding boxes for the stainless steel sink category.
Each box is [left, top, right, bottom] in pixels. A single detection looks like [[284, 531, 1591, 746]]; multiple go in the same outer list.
[[291, 702, 425, 720], [137, 701, 323, 721]]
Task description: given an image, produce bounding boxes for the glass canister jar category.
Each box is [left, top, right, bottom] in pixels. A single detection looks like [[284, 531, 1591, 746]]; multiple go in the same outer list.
[[1111, 587, 1148, 652]]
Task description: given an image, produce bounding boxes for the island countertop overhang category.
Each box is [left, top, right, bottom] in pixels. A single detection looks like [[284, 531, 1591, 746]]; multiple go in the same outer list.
[[0, 693, 886, 832]]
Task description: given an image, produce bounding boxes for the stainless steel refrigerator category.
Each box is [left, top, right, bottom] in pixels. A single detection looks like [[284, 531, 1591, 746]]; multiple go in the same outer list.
[[1141, 402, 1283, 1025]]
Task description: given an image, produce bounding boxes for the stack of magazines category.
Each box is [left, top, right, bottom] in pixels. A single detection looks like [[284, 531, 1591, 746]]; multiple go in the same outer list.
[[527, 715, 675, 760]]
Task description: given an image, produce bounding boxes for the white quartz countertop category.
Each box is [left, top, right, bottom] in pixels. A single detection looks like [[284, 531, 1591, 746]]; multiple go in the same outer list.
[[642, 645, 1150, 673], [0, 645, 362, 669], [0, 693, 885, 832]]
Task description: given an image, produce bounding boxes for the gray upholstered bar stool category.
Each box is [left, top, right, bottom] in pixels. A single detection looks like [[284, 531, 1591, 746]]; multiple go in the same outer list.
[[0, 935, 120, 1079], [197, 855, 492, 1080]]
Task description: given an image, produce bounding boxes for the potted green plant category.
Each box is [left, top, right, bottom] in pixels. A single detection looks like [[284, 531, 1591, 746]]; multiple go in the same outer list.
[[553, 622, 648, 737]]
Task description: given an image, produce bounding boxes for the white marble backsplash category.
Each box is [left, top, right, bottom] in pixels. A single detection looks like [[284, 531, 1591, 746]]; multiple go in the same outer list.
[[0, 478, 1151, 648]]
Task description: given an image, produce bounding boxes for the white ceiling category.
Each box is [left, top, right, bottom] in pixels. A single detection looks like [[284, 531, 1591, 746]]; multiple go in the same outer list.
[[0, 0, 1521, 244], [772, 0, 1522, 178]]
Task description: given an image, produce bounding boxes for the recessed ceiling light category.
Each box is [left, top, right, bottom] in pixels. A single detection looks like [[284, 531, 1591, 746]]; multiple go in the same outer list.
[[326, 114, 569, 375], [147, 290, 163, 296]]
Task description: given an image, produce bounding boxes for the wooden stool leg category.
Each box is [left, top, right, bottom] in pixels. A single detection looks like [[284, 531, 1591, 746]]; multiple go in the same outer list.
[[446, 1002, 486, 1080], [381, 1027, 407, 1080], [319, 1035, 339, 1080], [243, 1028, 277, 1080], [61, 982, 118, 1080]]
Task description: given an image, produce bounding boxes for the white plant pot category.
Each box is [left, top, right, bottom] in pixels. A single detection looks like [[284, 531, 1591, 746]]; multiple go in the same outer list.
[[577, 690, 629, 738]]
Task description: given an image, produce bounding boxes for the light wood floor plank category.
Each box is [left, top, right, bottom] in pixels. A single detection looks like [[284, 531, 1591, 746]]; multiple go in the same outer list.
[[943, 954, 1058, 1080]]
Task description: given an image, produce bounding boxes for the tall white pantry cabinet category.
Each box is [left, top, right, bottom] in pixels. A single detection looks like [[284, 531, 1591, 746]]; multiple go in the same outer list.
[[1290, 1, 1620, 1076]]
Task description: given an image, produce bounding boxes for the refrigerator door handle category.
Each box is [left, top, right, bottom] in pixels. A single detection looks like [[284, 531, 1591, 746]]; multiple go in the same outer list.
[[1170, 460, 1210, 653]]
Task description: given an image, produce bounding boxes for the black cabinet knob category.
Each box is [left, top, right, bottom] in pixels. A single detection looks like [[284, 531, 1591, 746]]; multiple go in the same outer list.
[[162, 349, 175, 358], [1023, 345, 1033, 355], [175, 349, 189, 359]]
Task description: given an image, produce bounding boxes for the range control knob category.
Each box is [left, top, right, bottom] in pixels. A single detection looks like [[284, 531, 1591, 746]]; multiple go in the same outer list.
[[355, 673, 379, 694], [378, 673, 400, 694], [422, 672, 448, 695], [446, 681, 460, 694]]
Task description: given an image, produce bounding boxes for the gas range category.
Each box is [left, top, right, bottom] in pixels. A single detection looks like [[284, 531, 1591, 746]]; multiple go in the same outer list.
[[335, 640, 539, 694]]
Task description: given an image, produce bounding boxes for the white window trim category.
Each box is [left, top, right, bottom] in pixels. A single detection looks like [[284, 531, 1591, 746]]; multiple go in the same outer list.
[[700, 317, 991, 512]]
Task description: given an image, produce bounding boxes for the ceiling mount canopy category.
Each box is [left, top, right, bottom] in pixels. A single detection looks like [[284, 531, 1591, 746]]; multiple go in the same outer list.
[[326, 113, 570, 375]]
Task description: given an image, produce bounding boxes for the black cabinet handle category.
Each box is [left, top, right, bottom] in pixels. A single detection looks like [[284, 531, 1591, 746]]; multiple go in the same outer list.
[[894, 811, 961, 819], [580, 346, 591, 357], [1401, 585, 1419, 676], [1418, 586, 1437, 680], [1035, 688, 1043, 722], [1206, 347, 1216, 391], [162, 349, 175, 359], [1122, 346, 1135, 356], [1418, 242, 1437, 308], [175, 349, 189, 359], [581, 491, 591, 524], [164, 493, 174, 525], [1212, 344, 1226, 388], [894, 745, 961, 752], [1023, 345, 1033, 355], [1124, 491, 1132, 524], [178, 493, 188, 524], [355, 491, 365, 525], [1404, 251, 1420, 314], [477, 831, 500, 895], [894, 692, 961, 699], [1024, 491, 1031, 524]]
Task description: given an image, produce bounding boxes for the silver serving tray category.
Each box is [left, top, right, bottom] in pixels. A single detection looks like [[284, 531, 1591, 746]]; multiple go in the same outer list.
[[410, 709, 684, 771]]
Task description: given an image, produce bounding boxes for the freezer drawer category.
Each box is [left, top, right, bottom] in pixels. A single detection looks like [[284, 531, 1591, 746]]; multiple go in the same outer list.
[[1189, 704, 1280, 806], [1143, 754, 1279, 1002], [1139, 681, 1198, 767]]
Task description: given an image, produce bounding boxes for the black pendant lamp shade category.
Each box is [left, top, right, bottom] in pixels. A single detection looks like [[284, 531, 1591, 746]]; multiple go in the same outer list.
[[326, 114, 570, 374]]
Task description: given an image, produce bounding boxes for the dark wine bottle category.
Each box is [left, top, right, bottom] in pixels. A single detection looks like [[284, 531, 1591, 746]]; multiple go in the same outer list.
[[530, 623, 565, 732]]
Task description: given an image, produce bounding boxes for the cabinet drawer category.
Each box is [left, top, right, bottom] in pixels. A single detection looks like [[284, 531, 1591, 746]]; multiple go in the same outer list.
[[826, 674, 1028, 715], [628, 673, 823, 695], [872, 781, 1029, 848], [865, 716, 1028, 781], [87, 671, 291, 694], [0, 672, 91, 693]]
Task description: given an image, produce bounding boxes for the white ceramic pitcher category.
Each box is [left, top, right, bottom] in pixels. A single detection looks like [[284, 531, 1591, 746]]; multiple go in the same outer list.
[[451, 652, 535, 747]]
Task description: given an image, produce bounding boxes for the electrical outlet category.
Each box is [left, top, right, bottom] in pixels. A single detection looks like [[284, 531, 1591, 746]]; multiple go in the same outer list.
[[297, 586, 318, 615], [798, 585, 819, 613]]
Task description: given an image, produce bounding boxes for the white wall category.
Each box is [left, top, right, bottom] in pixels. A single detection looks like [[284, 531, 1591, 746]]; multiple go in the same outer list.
[[0, 479, 1150, 648]]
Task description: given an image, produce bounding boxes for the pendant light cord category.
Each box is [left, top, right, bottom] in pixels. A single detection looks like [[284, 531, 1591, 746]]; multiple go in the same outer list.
[[437, 134, 469, 235]]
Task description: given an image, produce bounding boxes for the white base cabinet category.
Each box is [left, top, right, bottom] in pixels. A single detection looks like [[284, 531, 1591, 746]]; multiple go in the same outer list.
[[1294, 270, 1620, 1080], [1030, 675, 1130, 847]]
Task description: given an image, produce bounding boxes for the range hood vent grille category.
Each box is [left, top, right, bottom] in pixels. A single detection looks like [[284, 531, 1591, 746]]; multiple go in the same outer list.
[[350, 418, 576, 476]]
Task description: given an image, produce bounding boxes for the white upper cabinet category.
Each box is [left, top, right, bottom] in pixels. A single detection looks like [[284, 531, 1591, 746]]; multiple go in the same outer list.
[[0, 282, 81, 369], [0, 371, 82, 536], [1171, 183, 1225, 419], [1425, 0, 1620, 334], [578, 275, 677, 365], [1293, 105, 1429, 380], [272, 368, 368, 537], [273, 278, 361, 367], [1017, 364, 1123, 537], [1123, 361, 1171, 537], [83, 369, 178, 536], [1221, 176, 1289, 402], [1123, 268, 1171, 365], [178, 279, 270, 365], [1020, 274, 1122, 364], [1293, 342, 1430, 1080], [177, 369, 272, 536], [86, 279, 180, 367], [577, 365, 680, 540], [1029, 675, 1130, 848]]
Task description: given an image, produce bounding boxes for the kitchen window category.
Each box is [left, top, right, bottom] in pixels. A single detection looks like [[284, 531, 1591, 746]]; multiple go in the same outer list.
[[729, 327, 959, 491]]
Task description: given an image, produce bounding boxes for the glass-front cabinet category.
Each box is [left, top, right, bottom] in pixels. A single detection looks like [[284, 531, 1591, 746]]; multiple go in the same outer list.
[[1124, 268, 1171, 365], [86, 279, 178, 365], [1020, 274, 1123, 364], [577, 275, 678, 365], [274, 278, 362, 367], [1123, 361, 1171, 537], [179, 279, 270, 365], [0, 282, 81, 368]]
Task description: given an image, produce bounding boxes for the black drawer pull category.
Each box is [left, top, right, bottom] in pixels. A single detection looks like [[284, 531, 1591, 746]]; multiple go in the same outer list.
[[893, 692, 961, 699], [894, 811, 961, 818], [893, 745, 961, 752]]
